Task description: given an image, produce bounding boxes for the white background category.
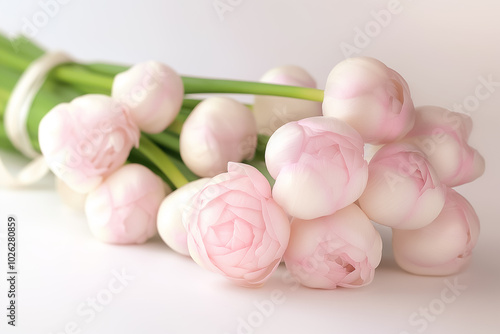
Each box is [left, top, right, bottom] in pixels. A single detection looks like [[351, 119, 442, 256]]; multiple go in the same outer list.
[[1, 0, 500, 333]]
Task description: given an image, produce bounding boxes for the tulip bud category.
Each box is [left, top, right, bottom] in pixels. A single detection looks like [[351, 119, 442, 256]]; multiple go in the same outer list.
[[180, 97, 258, 177], [85, 164, 169, 244], [284, 204, 382, 289], [112, 61, 184, 134], [358, 142, 446, 229], [393, 189, 480, 276], [323, 57, 415, 144], [184, 162, 290, 287], [266, 116, 368, 220], [157, 178, 210, 256], [39, 94, 140, 194], [253, 65, 322, 135], [404, 106, 485, 187]]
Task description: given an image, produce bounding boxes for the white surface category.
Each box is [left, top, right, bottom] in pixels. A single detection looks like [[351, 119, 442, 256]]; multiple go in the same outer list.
[[1, 0, 500, 333]]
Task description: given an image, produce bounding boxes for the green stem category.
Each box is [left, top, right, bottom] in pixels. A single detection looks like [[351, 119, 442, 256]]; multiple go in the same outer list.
[[0, 49, 113, 93], [182, 98, 203, 109], [50, 65, 114, 92], [253, 134, 270, 162], [169, 155, 199, 183], [1, 36, 324, 102], [182, 76, 324, 102], [0, 34, 44, 62], [144, 131, 180, 153], [138, 136, 188, 189], [127, 147, 171, 186], [167, 118, 184, 135], [1, 46, 323, 102], [167, 110, 190, 135], [84, 62, 129, 77], [0, 87, 10, 105], [0, 49, 30, 72]]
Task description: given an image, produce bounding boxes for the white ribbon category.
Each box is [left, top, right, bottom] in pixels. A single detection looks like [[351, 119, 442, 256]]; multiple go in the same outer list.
[[1, 51, 73, 187]]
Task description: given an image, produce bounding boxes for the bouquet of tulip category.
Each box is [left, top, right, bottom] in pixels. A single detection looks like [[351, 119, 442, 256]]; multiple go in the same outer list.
[[0, 33, 485, 289]]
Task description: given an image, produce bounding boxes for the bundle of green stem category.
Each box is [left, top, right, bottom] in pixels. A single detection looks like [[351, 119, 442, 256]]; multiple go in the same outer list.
[[0, 33, 323, 189]]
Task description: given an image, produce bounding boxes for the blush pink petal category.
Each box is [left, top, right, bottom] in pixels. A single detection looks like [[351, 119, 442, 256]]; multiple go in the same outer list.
[[393, 189, 480, 276], [39, 95, 140, 194], [266, 116, 368, 220], [284, 204, 382, 289], [157, 178, 210, 256], [323, 57, 415, 144], [404, 106, 485, 186], [180, 98, 257, 177], [253, 65, 322, 135], [184, 163, 290, 287], [358, 142, 446, 230], [85, 164, 168, 244], [228, 162, 272, 198], [112, 61, 184, 134]]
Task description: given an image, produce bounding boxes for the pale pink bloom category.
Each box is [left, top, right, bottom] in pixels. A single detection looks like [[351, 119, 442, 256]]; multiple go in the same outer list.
[[404, 106, 485, 187], [112, 61, 184, 134], [184, 162, 290, 287], [253, 65, 322, 135], [180, 97, 257, 177], [55, 177, 87, 211], [157, 178, 210, 256], [393, 189, 480, 276], [85, 164, 169, 244], [322, 57, 415, 144], [358, 142, 446, 230], [39, 94, 140, 194], [265, 116, 368, 220], [284, 204, 382, 289]]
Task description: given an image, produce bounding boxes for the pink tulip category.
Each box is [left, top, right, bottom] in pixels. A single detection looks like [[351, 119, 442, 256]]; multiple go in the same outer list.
[[358, 142, 446, 229], [39, 94, 140, 193], [180, 97, 258, 177], [184, 162, 290, 287], [157, 178, 210, 256], [112, 61, 184, 134], [85, 164, 169, 244], [284, 204, 382, 289], [404, 106, 485, 187], [253, 65, 322, 135], [392, 189, 480, 276], [265, 116, 368, 220], [322, 57, 415, 144]]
